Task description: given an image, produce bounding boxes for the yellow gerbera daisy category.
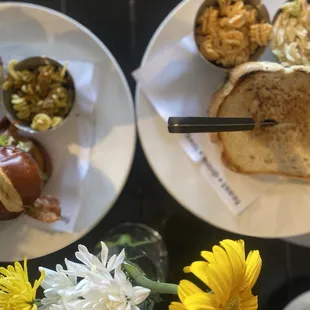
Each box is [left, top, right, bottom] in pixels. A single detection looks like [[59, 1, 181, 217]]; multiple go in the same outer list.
[[170, 239, 262, 310], [0, 258, 45, 310]]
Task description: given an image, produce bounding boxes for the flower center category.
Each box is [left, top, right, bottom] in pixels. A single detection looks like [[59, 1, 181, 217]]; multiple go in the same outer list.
[[223, 296, 240, 310]]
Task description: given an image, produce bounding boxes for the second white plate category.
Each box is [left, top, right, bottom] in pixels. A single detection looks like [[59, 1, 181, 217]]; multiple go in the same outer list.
[[0, 2, 136, 261], [135, 0, 310, 238]]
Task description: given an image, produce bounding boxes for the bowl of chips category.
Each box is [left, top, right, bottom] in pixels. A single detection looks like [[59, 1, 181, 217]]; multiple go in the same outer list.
[[194, 0, 272, 70], [271, 0, 310, 66], [2, 56, 75, 134]]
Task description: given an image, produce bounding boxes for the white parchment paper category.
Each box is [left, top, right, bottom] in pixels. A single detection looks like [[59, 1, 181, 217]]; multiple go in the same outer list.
[[133, 35, 282, 215], [0, 58, 101, 231]]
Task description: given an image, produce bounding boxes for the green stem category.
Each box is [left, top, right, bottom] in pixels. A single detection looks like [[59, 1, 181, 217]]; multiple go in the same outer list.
[[124, 263, 178, 295]]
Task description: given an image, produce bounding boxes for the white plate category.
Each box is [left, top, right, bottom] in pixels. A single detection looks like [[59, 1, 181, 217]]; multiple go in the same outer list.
[[284, 291, 310, 310], [286, 234, 310, 248], [0, 2, 136, 261], [135, 0, 308, 238]]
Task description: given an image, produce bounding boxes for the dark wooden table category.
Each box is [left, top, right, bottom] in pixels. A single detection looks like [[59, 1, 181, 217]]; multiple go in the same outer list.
[[2, 0, 310, 309]]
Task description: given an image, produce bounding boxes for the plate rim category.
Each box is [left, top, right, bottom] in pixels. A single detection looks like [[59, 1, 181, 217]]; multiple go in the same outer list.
[[0, 1, 137, 260]]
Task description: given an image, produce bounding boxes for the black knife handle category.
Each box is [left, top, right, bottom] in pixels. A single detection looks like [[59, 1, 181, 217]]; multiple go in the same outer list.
[[168, 117, 256, 133]]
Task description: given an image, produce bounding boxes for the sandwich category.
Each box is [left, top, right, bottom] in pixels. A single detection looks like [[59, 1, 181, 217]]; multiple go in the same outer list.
[[210, 62, 310, 178], [0, 120, 60, 221]]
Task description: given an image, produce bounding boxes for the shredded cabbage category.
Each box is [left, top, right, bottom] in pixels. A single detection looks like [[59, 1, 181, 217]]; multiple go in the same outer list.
[[16, 141, 33, 152], [282, 0, 305, 18], [0, 134, 33, 152]]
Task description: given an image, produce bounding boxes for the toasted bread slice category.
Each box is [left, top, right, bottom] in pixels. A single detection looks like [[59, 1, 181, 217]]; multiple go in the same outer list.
[[209, 62, 310, 178]]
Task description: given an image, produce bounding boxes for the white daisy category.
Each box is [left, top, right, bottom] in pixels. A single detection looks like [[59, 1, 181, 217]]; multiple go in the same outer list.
[[80, 265, 150, 310], [39, 242, 149, 310], [39, 263, 87, 309], [64, 242, 125, 278]]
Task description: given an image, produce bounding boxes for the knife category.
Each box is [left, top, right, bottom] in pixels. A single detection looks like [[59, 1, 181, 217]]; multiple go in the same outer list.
[[168, 117, 278, 134]]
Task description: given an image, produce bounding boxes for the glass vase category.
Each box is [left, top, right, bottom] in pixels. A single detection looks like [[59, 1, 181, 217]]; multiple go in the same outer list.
[[94, 223, 169, 309]]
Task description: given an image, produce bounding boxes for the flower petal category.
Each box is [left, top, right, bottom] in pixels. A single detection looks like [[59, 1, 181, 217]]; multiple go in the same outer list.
[[184, 292, 219, 310], [133, 286, 150, 304], [240, 290, 258, 310], [114, 266, 133, 296], [39, 267, 59, 289], [243, 250, 262, 291], [169, 302, 187, 310], [178, 280, 203, 303], [115, 249, 126, 269], [114, 265, 127, 284], [219, 239, 245, 294], [107, 254, 116, 271], [207, 245, 233, 293], [85, 271, 111, 287], [201, 251, 216, 264], [187, 261, 208, 285], [76, 245, 101, 270], [220, 239, 245, 261], [211, 245, 231, 267], [107, 249, 125, 271], [100, 242, 109, 266], [190, 261, 230, 304], [64, 259, 89, 277]]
